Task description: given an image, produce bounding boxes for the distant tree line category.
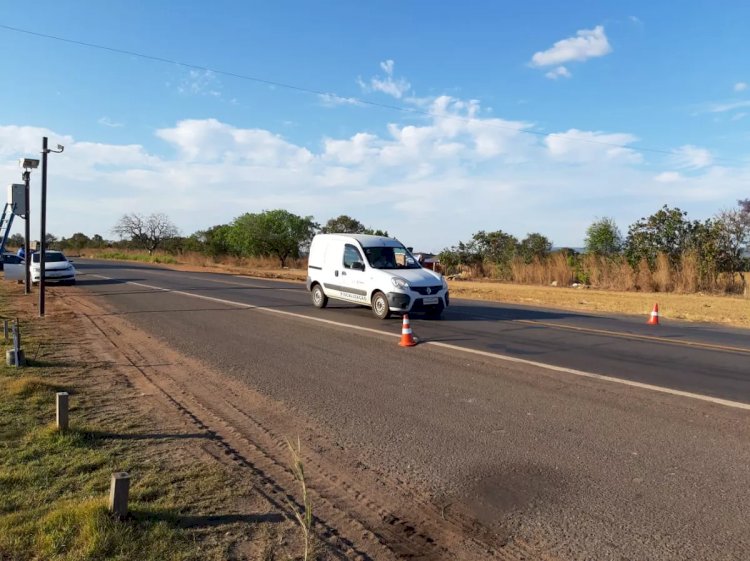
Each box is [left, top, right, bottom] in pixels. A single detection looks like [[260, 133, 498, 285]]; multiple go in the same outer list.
[[438, 200, 750, 294], [16, 200, 748, 294]]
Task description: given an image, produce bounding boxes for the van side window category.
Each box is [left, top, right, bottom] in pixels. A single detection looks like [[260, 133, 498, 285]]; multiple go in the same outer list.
[[343, 244, 364, 269]]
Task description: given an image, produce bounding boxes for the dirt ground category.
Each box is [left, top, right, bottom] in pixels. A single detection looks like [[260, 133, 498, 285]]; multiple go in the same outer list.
[[23, 282, 557, 560]]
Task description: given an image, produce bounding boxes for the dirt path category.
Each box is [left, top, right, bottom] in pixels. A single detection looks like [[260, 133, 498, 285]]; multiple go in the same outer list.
[[56, 286, 558, 560]]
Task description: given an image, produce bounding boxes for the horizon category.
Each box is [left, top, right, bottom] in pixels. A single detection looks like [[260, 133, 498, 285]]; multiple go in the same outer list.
[[2, 1, 749, 253]]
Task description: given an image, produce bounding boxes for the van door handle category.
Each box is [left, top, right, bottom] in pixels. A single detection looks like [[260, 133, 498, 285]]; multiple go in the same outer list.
[[335, 270, 339, 277]]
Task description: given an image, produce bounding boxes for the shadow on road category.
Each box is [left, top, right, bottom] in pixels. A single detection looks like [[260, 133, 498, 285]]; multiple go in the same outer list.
[[441, 304, 591, 323]]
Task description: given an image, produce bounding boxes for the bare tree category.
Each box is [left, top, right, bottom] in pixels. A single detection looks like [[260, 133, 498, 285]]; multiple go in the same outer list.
[[112, 213, 179, 254]]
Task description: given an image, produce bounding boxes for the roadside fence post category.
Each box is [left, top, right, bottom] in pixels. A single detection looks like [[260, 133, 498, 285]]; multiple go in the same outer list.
[[56, 392, 69, 431], [3, 319, 8, 342], [109, 472, 131, 519], [6, 320, 25, 367]]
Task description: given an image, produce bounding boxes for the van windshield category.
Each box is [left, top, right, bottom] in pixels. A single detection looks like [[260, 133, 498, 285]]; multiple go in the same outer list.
[[363, 246, 421, 270]]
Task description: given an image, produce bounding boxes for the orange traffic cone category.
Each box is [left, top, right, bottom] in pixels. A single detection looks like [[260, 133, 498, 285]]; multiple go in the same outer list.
[[647, 303, 659, 325], [399, 314, 417, 347]]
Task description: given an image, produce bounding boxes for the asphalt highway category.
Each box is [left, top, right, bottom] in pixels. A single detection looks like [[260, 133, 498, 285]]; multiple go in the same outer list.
[[70, 260, 750, 560], [75, 259, 750, 405]]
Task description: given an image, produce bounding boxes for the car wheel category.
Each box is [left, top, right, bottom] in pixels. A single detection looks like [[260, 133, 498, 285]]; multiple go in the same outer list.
[[311, 284, 328, 308], [371, 291, 391, 320]]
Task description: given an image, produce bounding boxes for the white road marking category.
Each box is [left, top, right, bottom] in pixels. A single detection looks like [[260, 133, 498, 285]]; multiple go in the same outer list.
[[85, 273, 750, 412]]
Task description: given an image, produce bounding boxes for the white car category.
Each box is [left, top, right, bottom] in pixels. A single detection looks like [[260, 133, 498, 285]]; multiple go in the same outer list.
[[30, 251, 76, 285], [306, 234, 449, 319]]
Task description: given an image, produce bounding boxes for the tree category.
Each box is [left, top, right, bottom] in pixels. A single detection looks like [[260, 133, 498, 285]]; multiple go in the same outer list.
[[519, 233, 552, 263], [228, 210, 318, 267], [624, 205, 697, 269], [321, 215, 389, 237], [192, 224, 234, 257], [712, 201, 750, 293], [584, 217, 623, 256], [8, 233, 24, 248], [112, 213, 179, 255], [66, 232, 91, 250], [471, 230, 518, 278], [90, 234, 107, 248], [321, 215, 367, 234]]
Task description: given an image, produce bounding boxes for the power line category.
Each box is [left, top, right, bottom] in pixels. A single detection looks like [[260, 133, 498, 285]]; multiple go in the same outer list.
[[0, 22, 744, 164]]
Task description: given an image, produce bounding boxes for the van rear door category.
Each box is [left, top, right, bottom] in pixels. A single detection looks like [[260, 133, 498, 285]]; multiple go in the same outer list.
[[321, 238, 345, 300]]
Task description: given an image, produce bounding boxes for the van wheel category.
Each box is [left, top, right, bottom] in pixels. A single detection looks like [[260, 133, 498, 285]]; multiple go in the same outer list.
[[371, 292, 391, 320], [311, 284, 328, 308]]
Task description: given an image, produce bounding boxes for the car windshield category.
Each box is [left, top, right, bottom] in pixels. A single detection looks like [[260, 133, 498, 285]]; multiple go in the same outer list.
[[363, 246, 421, 270], [31, 252, 68, 263]]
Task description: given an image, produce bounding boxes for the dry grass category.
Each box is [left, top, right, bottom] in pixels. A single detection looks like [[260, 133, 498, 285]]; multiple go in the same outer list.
[[447, 280, 750, 327]]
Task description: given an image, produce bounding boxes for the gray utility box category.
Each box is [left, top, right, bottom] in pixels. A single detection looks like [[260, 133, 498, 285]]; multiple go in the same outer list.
[[7, 184, 26, 217]]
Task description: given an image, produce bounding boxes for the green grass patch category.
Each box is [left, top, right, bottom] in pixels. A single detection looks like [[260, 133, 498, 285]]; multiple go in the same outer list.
[[94, 251, 178, 265], [0, 371, 240, 561]]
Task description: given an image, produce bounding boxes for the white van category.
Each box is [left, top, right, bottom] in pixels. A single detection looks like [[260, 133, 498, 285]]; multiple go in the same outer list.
[[306, 234, 449, 319]]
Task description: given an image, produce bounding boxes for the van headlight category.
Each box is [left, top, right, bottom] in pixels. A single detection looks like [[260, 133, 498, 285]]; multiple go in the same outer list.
[[391, 277, 410, 290]]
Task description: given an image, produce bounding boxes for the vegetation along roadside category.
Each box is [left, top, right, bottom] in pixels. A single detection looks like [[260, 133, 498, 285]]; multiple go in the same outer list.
[[0, 282, 321, 561]]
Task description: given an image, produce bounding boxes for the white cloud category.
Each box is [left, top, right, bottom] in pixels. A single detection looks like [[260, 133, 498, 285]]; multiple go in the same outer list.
[[318, 93, 363, 107], [178, 69, 222, 98], [98, 117, 123, 128], [672, 145, 713, 169], [530, 26, 612, 68], [359, 60, 411, 98], [654, 171, 682, 183], [731, 112, 747, 121], [545, 66, 572, 80], [707, 100, 750, 113], [3, 100, 748, 251], [628, 15, 643, 26], [545, 129, 641, 164], [155, 118, 313, 166], [734, 82, 748, 92]]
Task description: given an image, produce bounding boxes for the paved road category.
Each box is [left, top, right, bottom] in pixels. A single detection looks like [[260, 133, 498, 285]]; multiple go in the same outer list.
[[75, 259, 750, 405], [70, 260, 750, 560]]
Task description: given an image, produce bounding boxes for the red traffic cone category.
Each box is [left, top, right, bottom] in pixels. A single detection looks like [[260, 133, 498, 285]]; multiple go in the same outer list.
[[399, 314, 417, 347], [647, 303, 659, 325]]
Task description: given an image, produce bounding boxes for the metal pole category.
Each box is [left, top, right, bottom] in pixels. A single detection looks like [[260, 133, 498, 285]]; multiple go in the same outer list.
[[23, 171, 31, 294], [40, 137, 48, 317]]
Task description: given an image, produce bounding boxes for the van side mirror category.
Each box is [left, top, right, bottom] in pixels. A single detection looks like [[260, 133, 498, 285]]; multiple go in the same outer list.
[[352, 261, 365, 271]]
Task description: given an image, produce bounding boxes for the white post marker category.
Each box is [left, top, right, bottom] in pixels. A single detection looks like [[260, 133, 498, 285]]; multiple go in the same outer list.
[[56, 392, 69, 431]]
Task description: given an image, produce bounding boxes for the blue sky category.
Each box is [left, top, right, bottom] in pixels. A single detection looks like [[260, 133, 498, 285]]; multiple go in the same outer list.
[[1, 1, 749, 251]]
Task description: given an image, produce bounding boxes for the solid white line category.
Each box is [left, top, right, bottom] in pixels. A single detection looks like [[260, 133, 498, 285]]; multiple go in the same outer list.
[[87, 274, 398, 340], [85, 273, 750, 412]]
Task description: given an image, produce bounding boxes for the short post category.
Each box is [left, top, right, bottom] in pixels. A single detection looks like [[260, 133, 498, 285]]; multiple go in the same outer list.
[[14, 319, 21, 349], [6, 321, 25, 367], [3, 319, 8, 342], [56, 392, 69, 431], [109, 472, 131, 518]]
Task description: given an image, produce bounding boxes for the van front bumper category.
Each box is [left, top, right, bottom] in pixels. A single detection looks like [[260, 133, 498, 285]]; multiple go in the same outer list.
[[387, 291, 449, 312]]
